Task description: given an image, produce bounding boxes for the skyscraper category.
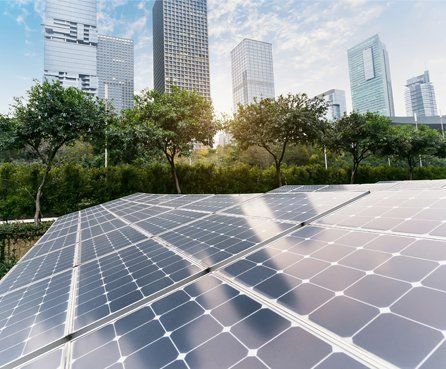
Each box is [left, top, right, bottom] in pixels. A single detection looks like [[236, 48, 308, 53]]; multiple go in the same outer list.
[[152, 0, 211, 99], [97, 35, 134, 113], [348, 34, 395, 116], [405, 71, 438, 117], [231, 38, 275, 110], [316, 89, 347, 121], [44, 0, 98, 94]]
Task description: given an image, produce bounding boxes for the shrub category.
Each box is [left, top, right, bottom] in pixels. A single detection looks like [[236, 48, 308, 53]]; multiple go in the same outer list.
[[1, 163, 446, 220], [0, 221, 52, 279]]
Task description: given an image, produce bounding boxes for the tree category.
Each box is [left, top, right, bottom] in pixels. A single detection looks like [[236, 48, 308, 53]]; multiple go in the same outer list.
[[228, 94, 326, 187], [3, 80, 107, 224], [328, 112, 391, 183], [386, 125, 443, 179], [128, 87, 216, 194]]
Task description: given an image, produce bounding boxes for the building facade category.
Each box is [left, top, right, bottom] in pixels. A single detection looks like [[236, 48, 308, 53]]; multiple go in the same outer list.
[[405, 71, 438, 117], [97, 35, 134, 113], [152, 0, 210, 99], [316, 89, 346, 121], [44, 0, 98, 94], [231, 38, 275, 110], [348, 34, 395, 116]]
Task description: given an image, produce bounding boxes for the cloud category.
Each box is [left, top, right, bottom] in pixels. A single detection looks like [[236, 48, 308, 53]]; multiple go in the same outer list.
[[207, 0, 387, 113]]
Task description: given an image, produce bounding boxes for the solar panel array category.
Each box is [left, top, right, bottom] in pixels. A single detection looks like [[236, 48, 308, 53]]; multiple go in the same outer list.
[[1, 181, 445, 369]]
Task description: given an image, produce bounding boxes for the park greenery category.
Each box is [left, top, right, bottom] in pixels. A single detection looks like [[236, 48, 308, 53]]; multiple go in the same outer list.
[[0, 80, 446, 223]]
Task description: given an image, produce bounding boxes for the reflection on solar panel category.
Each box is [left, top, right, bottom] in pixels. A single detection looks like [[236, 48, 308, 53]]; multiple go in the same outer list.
[[1, 179, 446, 369], [222, 192, 366, 223], [158, 215, 294, 266], [0, 271, 71, 367], [316, 189, 446, 237], [70, 276, 370, 369]]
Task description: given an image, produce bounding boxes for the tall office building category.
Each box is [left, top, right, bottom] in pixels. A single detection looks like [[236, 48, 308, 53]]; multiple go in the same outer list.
[[97, 35, 134, 113], [405, 71, 438, 117], [348, 34, 395, 116], [152, 0, 211, 99], [231, 38, 275, 110], [44, 0, 98, 94], [316, 89, 347, 121]]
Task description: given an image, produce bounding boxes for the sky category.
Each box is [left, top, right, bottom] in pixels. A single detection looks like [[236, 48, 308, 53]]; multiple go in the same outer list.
[[1, 0, 446, 116]]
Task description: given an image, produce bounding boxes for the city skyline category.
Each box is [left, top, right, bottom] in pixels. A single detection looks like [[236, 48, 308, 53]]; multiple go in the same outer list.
[[1, 0, 446, 117]]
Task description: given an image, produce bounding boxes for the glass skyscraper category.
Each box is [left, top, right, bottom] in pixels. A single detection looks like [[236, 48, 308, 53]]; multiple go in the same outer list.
[[316, 89, 347, 121], [405, 71, 438, 117], [97, 35, 134, 113], [348, 34, 395, 116], [44, 0, 98, 94], [152, 0, 211, 99], [231, 38, 275, 110]]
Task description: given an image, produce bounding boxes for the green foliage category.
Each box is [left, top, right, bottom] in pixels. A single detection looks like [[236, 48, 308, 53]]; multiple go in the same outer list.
[[2, 80, 110, 224], [0, 221, 52, 279], [1, 163, 446, 221], [127, 87, 216, 193], [328, 112, 392, 183], [385, 125, 444, 179], [228, 94, 327, 186]]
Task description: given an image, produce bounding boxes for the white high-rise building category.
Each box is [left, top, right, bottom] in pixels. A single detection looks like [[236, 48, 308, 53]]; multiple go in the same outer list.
[[405, 71, 438, 117], [316, 89, 347, 121], [97, 35, 134, 113], [231, 38, 275, 110], [348, 34, 395, 116], [44, 0, 98, 94], [152, 0, 211, 99]]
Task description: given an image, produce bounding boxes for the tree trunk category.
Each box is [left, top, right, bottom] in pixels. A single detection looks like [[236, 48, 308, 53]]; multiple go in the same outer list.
[[350, 164, 357, 184], [34, 164, 51, 226], [275, 162, 282, 187], [168, 157, 181, 194]]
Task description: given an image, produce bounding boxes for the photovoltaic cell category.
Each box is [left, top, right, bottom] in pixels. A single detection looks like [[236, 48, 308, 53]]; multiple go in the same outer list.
[[179, 194, 260, 213], [316, 189, 446, 237], [79, 225, 147, 263], [0, 271, 71, 368], [158, 214, 294, 266], [21, 231, 77, 261], [134, 209, 208, 236], [74, 238, 201, 330], [16, 347, 64, 369], [223, 225, 446, 368], [69, 275, 367, 369], [0, 245, 75, 295], [222, 192, 365, 223]]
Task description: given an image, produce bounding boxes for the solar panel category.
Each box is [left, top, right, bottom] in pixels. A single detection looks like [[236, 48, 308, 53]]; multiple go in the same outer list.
[[0, 271, 71, 367], [79, 225, 148, 263], [69, 276, 371, 369], [134, 209, 208, 236], [74, 238, 202, 330], [0, 245, 75, 295], [222, 192, 366, 223], [316, 189, 446, 237], [157, 214, 294, 266], [222, 224, 446, 368], [3, 182, 446, 369]]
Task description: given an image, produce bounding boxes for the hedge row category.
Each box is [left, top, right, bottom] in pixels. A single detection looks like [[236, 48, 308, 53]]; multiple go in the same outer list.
[[1, 163, 446, 220]]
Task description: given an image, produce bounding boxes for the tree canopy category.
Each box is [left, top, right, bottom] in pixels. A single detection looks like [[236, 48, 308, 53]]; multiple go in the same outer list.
[[328, 112, 392, 183], [2, 80, 108, 224], [385, 125, 443, 179], [228, 94, 327, 186], [127, 87, 216, 193]]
